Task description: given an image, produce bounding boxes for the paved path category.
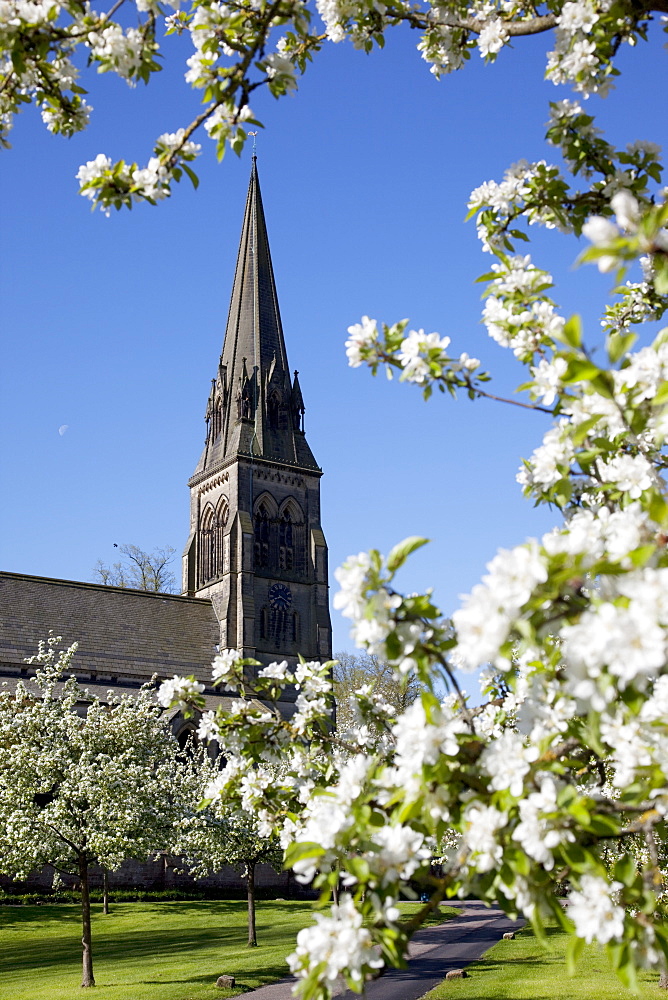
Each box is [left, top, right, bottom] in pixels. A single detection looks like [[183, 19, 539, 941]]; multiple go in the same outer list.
[[243, 900, 523, 1000]]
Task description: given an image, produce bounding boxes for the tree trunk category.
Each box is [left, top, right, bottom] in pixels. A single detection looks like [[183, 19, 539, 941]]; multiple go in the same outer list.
[[659, 964, 668, 989], [247, 861, 257, 947], [102, 870, 109, 915], [79, 854, 95, 987]]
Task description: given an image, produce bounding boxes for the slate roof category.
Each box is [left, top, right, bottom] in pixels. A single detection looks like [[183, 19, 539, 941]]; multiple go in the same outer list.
[[0, 571, 221, 689]]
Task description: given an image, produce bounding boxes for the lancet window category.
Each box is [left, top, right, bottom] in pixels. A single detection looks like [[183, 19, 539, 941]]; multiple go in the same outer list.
[[278, 511, 294, 570], [199, 498, 228, 586], [254, 503, 271, 569]]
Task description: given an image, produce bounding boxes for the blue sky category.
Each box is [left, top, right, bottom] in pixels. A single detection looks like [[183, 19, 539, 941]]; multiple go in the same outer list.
[[1, 17, 666, 666]]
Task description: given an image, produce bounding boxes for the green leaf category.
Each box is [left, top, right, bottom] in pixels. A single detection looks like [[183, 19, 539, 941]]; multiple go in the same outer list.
[[562, 358, 600, 384], [654, 263, 668, 295], [613, 851, 638, 886], [649, 492, 668, 528], [651, 381, 668, 406], [284, 841, 324, 866], [565, 933, 584, 975], [386, 536, 429, 574], [182, 163, 199, 189], [561, 315, 583, 348], [570, 414, 601, 446], [606, 330, 637, 364]]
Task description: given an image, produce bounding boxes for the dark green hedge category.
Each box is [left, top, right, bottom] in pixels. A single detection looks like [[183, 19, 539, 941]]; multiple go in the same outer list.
[[0, 886, 299, 905]]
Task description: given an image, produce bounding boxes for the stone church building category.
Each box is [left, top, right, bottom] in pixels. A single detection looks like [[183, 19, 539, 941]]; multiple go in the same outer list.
[[0, 158, 331, 894]]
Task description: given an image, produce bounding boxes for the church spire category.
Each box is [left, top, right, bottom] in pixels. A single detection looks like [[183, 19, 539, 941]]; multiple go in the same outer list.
[[183, 158, 332, 670], [194, 157, 319, 477]]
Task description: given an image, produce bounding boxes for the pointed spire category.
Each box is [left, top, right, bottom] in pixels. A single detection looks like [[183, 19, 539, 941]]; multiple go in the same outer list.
[[193, 157, 319, 476]]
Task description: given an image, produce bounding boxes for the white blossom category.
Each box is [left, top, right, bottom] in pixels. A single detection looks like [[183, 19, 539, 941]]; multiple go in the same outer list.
[[212, 648, 243, 685], [597, 453, 654, 498], [287, 895, 383, 990], [345, 316, 378, 367], [461, 803, 507, 872], [480, 730, 539, 797], [157, 674, 205, 709], [569, 875, 625, 944], [476, 19, 508, 58], [396, 328, 451, 383]]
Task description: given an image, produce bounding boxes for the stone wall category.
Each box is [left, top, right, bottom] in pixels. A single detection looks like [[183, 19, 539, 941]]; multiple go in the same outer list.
[[0, 857, 304, 897]]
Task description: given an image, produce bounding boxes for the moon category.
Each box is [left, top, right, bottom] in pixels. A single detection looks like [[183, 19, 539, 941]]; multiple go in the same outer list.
[[58, 425, 69, 436]]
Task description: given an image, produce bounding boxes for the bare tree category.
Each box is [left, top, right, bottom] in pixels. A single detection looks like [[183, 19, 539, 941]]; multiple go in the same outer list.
[[333, 651, 423, 735], [93, 544, 176, 593]]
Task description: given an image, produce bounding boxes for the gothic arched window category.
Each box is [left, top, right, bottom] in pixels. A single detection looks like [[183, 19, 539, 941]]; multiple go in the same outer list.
[[254, 503, 271, 569], [278, 511, 294, 570], [199, 505, 215, 586], [199, 499, 228, 586], [214, 497, 227, 573]]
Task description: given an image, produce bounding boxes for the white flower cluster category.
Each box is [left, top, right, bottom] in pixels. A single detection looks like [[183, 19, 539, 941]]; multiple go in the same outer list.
[[396, 328, 451, 383], [516, 419, 574, 490], [293, 660, 332, 733], [568, 875, 625, 943], [452, 541, 548, 670], [365, 823, 431, 882], [476, 18, 508, 59], [596, 453, 654, 499], [334, 551, 401, 654], [0, 0, 59, 32], [131, 158, 170, 201], [287, 895, 383, 991], [542, 503, 650, 566], [561, 566, 668, 697], [345, 315, 380, 368], [156, 128, 201, 160], [461, 802, 507, 873], [481, 254, 565, 359], [184, 1, 234, 87], [529, 357, 567, 406], [87, 24, 144, 82], [418, 25, 466, 77], [157, 674, 205, 709], [512, 777, 574, 870], [583, 189, 668, 272], [546, 0, 607, 95], [76, 153, 112, 194], [290, 755, 370, 882], [315, 0, 357, 43], [203, 103, 254, 141], [265, 51, 297, 92], [385, 697, 467, 800], [480, 729, 539, 797], [211, 647, 243, 686]]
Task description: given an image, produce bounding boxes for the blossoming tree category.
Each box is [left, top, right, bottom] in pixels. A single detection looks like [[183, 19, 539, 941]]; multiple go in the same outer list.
[[0, 637, 195, 988], [155, 98, 668, 1000], [169, 738, 284, 947], [4, 0, 668, 994]]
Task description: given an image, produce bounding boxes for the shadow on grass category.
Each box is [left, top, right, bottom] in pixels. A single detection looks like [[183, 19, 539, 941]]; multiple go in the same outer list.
[[2, 928, 295, 974], [1, 903, 308, 982]]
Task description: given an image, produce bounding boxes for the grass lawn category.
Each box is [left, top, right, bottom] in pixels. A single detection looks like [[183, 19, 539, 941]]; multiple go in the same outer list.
[[421, 924, 665, 1000], [0, 898, 457, 1000]]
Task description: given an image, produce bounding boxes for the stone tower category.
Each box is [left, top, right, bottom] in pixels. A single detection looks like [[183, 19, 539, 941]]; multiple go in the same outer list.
[[182, 157, 332, 678]]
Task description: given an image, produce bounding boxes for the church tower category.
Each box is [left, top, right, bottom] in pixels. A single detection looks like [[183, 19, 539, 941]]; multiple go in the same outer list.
[[182, 158, 332, 678]]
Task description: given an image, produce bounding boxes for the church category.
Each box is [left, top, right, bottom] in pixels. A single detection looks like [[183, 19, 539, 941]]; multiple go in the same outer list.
[[0, 156, 332, 741]]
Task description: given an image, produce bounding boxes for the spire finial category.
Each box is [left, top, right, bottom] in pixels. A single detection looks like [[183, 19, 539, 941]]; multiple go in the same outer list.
[[248, 131, 258, 158]]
